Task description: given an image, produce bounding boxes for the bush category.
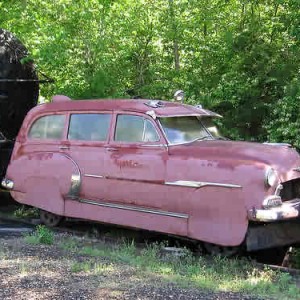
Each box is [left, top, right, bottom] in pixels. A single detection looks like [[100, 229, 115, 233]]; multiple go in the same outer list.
[[25, 225, 54, 245], [14, 205, 39, 219]]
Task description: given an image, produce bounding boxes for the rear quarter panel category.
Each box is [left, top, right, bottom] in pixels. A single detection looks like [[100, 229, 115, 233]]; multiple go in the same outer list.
[[7, 144, 76, 215]]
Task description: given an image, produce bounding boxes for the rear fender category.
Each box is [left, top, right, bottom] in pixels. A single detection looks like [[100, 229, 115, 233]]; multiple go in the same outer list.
[[7, 152, 81, 215]]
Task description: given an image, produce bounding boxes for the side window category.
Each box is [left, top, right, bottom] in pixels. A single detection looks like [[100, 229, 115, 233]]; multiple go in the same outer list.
[[68, 113, 111, 141], [28, 115, 65, 140], [115, 115, 159, 143]]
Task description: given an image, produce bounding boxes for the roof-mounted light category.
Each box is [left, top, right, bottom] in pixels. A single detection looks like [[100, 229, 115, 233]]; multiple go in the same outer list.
[[194, 104, 203, 109], [144, 100, 164, 108], [174, 90, 184, 103]]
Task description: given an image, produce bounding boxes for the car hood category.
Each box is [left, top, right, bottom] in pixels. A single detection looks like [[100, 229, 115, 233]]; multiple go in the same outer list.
[[168, 140, 300, 181]]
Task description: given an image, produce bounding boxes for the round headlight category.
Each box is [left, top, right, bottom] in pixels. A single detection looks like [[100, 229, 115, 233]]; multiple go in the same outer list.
[[265, 167, 278, 187]]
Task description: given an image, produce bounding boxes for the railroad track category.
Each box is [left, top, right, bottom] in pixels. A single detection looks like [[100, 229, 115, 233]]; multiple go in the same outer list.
[[0, 210, 300, 279]]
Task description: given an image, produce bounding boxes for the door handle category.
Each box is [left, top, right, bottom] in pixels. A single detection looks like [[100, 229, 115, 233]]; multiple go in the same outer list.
[[59, 145, 69, 150], [106, 147, 118, 152]]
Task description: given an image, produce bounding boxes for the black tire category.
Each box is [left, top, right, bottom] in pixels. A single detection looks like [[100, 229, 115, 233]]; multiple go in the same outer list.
[[250, 246, 289, 265], [40, 210, 62, 227], [203, 242, 241, 257]]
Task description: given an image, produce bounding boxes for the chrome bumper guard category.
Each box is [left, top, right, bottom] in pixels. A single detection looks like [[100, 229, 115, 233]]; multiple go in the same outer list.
[[1, 177, 14, 190], [248, 198, 300, 222]]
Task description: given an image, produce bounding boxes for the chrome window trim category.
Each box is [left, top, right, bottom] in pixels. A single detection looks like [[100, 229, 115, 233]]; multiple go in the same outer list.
[[115, 114, 160, 144], [79, 198, 189, 219], [140, 143, 167, 148], [157, 116, 215, 146]]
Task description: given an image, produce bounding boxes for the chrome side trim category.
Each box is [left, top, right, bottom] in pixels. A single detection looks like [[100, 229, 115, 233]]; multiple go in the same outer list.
[[84, 174, 104, 179], [165, 180, 242, 189], [79, 199, 189, 219], [140, 144, 166, 148], [69, 174, 81, 199], [59, 153, 81, 200]]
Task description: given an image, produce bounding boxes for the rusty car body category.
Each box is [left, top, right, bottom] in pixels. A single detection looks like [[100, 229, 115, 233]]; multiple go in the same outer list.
[[2, 95, 300, 253]]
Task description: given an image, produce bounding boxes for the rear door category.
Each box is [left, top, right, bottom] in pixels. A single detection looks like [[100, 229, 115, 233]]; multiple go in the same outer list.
[[61, 112, 112, 201]]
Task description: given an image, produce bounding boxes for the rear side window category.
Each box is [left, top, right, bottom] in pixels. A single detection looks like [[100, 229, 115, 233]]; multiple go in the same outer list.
[[28, 115, 65, 140], [115, 115, 159, 142], [68, 113, 111, 141]]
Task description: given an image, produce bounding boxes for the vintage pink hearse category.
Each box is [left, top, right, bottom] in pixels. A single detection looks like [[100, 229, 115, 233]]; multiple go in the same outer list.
[[2, 95, 300, 254]]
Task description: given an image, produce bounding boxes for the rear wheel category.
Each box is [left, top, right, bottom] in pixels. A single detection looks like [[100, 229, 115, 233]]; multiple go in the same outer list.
[[203, 242, 240, 257], [40, 210, 62, 227]]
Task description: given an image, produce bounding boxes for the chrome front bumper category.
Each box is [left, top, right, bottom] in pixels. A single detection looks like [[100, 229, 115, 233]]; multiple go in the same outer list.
[[248, 198, 300, 222]]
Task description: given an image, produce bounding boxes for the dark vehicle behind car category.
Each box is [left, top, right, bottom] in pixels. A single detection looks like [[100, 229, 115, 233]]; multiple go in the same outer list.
[[0, 29, 39, 185]]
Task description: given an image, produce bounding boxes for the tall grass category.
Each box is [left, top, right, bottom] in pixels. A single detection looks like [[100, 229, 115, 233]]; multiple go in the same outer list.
[[58, 238, 299, 300]]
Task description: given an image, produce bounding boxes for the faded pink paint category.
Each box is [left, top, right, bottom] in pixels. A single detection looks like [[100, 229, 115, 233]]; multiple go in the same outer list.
[[5, 98, 300, 249]]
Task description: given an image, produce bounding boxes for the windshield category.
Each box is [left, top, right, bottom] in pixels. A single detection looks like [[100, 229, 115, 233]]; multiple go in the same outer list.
[[159, 116, 223, 144]]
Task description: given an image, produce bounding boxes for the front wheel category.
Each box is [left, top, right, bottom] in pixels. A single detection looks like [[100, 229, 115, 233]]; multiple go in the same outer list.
[[249, 247, 289, 265], [40, 210, 62, 227]]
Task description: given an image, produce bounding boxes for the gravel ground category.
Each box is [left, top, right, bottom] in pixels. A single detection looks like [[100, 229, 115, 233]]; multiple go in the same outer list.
[[0, 234, 273, 300]]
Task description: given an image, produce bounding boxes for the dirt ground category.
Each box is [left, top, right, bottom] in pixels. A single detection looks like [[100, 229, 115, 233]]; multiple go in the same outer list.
[[0, 234, 268, 300]]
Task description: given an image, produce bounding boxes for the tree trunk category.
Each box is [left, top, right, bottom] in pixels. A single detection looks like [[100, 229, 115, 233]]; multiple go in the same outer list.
[[168, 0, 180, 71]]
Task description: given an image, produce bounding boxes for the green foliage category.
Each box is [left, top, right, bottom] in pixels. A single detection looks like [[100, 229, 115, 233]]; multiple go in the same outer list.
[[1, 0, 300, 141], [265, 79, 300, 148], [24, 225, 54, 245], [14, 205, 39, 219], [58, 237, 299, 299], [59, 237, 79, 252], [292, 247, 300, 269]]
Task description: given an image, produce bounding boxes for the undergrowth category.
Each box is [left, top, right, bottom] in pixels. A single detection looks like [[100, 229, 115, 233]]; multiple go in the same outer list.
[[58, 238, 300, 300], [24, 225, 54, 245], [14, 205, 39, 219]]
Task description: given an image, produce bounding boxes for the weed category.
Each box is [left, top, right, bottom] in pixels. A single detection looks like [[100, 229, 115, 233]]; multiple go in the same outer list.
[[80, 246, 108, 257], [59, 238, 79, 252], [19, 262, 28, 275], [14, 205, 39, 219], [0, 249, 7, 260], [24, 225, 54, 245], [71, 261, 93, 273], [71, 260, 115, 274], [113, 239, 136, 263]]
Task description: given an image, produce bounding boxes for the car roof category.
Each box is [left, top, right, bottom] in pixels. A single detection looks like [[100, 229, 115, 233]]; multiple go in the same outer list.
[[30, 97, 221, 118]]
